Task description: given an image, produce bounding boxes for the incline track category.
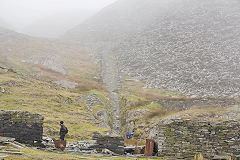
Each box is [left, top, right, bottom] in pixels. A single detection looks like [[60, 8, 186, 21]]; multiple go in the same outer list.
[[101, 50, 122, 136]]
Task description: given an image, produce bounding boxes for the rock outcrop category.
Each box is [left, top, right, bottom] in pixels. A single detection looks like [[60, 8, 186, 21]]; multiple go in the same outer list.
[[23, 52, 66, 74], [0, 110, 44, 144]]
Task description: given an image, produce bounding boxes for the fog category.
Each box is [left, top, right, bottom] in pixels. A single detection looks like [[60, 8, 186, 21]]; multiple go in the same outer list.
[[0, 0, 117, 37]]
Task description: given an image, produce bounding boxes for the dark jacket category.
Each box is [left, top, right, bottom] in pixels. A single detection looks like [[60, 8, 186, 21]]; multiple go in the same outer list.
[[60, 124, 68, 135]]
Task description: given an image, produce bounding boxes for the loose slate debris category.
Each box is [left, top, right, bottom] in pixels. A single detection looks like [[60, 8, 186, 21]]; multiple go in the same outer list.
[[3, 142, 25, 149], [62, 134, 125, 155], [0, 150, 24, 155]]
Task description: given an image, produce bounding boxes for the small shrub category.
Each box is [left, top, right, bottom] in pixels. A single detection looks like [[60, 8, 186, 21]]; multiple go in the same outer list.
[[145, 109, 175, 119]]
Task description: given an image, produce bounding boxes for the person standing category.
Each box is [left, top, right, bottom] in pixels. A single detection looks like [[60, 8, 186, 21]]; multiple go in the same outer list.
[[59, 121, 68, 141]]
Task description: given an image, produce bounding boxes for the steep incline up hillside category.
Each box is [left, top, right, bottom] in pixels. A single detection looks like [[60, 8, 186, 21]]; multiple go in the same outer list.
[[66, 0, 240, 98]]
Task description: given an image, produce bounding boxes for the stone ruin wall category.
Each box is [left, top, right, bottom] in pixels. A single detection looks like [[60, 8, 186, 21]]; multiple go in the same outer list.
[[0, 110, 44, 144], [156, 98, 237, 111], [91, 134, 125, 155], [150, 119, 240, 159]]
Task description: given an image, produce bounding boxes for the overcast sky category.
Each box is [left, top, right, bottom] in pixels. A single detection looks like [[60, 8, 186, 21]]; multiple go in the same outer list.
[[0, 0, 117, 30]]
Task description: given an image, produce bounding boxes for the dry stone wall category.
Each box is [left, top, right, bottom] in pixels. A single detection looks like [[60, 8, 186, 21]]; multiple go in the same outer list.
[[156, 98, 237, 111], [150, 119, 240, 159], [0, 110, 44, 144]]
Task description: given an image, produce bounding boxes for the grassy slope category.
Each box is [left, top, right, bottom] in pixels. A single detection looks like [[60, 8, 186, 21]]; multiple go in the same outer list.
[[1, 29, 239, 152], [0, 35, 110, 142]]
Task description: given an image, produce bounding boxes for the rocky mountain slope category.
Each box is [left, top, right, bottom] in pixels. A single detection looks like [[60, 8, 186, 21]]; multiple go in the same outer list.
[[66, 0, 240, 98], [0, 27, 96, 84]]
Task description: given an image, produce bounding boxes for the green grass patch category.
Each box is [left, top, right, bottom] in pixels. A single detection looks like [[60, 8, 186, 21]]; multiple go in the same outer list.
[[0, 71, 110, 142]]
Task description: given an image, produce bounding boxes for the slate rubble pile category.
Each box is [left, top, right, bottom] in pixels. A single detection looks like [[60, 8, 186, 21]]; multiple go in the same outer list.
[[67, 0, 240, 98], [44, 134, 125, 155], [23, 52, 66, 74], [115, 0, 240, 98]]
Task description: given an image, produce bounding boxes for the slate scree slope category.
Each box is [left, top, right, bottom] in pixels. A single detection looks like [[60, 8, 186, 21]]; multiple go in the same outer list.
[[66, 0, 240, 98]]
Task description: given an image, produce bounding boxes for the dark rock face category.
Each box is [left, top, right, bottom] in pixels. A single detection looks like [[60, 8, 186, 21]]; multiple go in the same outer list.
[[150, 119, 240, 159], [0, 110, 44, 144], [66, 0, 240, 98]]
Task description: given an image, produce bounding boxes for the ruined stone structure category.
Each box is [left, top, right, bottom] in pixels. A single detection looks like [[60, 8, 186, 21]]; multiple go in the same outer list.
[[0, 110, 44, 144], [91, 134, 125, 155], [150, 119, 240, 159]]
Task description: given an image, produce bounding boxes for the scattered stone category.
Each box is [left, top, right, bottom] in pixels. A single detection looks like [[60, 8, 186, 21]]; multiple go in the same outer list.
[[3, 142, 25, 149], [55, 80, 77, 89], [0, 88, 5, 94], [125, 145, 135, 154], [0, 150, 24, 155], [23, 52, 66, 74], [56, 95, 72, 104], [101, 148, 116, 155], [0, 136, 15, 142], [80, 93, 102, 109], [42, 136, 54, 148]]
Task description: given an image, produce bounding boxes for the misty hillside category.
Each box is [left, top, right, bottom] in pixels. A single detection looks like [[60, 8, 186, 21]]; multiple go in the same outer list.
[[0, 18, 14, 30], [0, 27, 99, 89], [0, 27, 111, 141], [66, 0, 240, 98], [21, 10, 95, 38]]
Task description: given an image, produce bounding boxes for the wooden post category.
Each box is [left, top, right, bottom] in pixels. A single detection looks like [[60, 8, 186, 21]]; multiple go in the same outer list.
[[144, 139, 155, 156]]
